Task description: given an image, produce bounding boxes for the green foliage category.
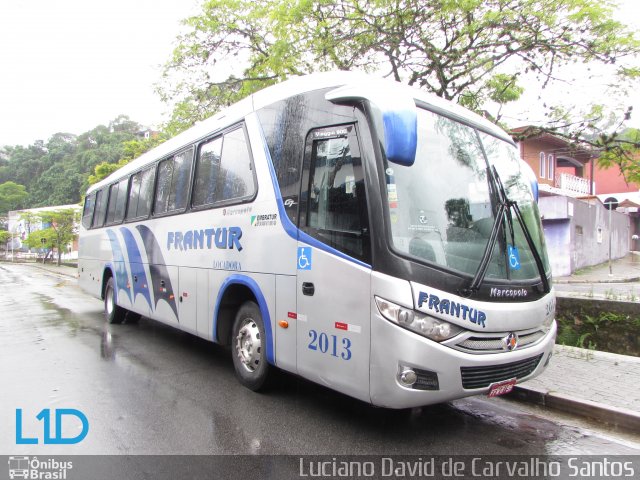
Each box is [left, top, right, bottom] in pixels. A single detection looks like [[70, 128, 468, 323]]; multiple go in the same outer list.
[[87, 159, 130, 186], [0, 230, 12, 245], [159, 0, 640, 133], [556, 309, 640, 355], [22, 208, 80, 266], [23, 228, 56, 250], [87, 133, 167, 186], [596, 128, 640, 185], [0, 181, 28, 214], [0, 115, 161, 209]]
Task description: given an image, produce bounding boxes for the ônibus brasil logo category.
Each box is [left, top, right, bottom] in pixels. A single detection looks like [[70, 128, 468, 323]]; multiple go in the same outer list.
[[8, 456, 73, 480]]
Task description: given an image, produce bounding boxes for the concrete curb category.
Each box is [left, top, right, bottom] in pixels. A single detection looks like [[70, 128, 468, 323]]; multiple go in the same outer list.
[[508, 385, 640, 433], [15, 262, 78, 280], [554, 276, 640, 284]]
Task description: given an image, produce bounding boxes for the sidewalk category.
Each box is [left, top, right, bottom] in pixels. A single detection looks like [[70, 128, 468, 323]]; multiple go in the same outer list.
[[20, 261, 79, 279], [512, 256, 640, 431], [554, 252, 640, 284], [510, 345, 640, 433]]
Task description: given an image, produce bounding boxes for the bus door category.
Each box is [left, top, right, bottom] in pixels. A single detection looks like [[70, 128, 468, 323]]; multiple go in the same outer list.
[[296, 124, 372, 402]]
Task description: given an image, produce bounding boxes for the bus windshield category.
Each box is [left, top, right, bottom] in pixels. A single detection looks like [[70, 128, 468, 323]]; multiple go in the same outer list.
[[384, 107, 549, 282]]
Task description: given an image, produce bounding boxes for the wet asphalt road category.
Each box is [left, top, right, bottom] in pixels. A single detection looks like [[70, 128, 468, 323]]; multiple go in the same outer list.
[[1, 263, 639, 457]]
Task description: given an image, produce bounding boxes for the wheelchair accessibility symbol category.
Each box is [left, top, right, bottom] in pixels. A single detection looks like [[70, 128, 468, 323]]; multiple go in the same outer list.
[[508, 245, 521, 271], [298, 247, 312, 270]]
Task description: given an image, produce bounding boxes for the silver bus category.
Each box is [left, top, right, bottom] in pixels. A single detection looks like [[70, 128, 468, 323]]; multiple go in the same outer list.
[[79, 72, 556, 408]]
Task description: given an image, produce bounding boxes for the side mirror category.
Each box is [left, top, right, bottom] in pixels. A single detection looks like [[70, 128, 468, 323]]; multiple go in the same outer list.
[[326, 82, 417, 166]]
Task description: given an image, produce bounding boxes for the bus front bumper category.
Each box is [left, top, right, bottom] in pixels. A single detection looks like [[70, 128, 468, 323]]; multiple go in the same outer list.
[[369, 312, 557, 409]]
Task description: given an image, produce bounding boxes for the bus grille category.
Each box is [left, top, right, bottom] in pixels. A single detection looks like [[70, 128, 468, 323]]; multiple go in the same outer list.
[[460, 354, 543, 389], [455, 330, 546, 353]]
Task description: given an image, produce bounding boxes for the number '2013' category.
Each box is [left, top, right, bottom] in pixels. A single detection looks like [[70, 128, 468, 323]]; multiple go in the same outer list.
[[308, 330, 352, 360]]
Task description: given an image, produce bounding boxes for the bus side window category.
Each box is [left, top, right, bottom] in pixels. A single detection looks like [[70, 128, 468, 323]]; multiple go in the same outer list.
[[193, 136, 223, 207], [127, 172, 142, 220], [155, 157, 174, 215], [82, 193, 96, 229], [92, 189, 108, 228], [105, 178, 128, 225], [302, 127, 370, 263], [215, 128, 255, 203], [127, 167, 155, 219], [168, 149, 193, 211], [155, 149, 193, 215], [137, 167, 155, 218]]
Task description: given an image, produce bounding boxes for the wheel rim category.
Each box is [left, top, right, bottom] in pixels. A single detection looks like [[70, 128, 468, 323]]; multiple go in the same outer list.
[[235, 318, 262, 373], [106, 285, 114, 315]]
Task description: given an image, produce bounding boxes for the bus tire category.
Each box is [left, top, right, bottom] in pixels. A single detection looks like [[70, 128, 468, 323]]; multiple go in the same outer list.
[[231, 301, 270, 391], [104, 277, 126, 324]]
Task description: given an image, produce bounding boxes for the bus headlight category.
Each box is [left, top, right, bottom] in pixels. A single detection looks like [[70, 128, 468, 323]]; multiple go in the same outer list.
[[375, 296, 464, 342]]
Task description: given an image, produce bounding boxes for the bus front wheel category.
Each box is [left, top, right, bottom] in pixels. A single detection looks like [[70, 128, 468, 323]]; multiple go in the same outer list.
[[232, 301, 270, 391], [104, 277, 126, 324]]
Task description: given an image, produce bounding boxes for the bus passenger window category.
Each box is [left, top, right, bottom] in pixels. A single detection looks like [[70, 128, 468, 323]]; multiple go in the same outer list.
[[82, 193, 96, 228], [106, 178, 128, 225], [155, 149, 193, 215], [127, 172, 142, 219], [216, 128, 255, 203], [128, 168, 155, 219], [193, 137, 223, 207], [136, 168, 155, 218], [114, 178, 128, 223], [168, 149, 193, 211], [155, 158, 174, 214], [92, 189, 108, 228]]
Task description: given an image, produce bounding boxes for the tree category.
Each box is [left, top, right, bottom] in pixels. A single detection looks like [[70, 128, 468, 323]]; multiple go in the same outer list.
[[160, 0, 639, 127], [0, 230, 11, 251], [0, 115, 150, 208], [0, 181, 28, 214], [22, 208, 80, 266], [160, 0, 640, 178], [595, 128, 640, 185], [87, 134, 167, 186]]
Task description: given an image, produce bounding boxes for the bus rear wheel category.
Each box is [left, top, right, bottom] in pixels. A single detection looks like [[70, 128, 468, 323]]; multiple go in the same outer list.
[[104, 277, 126, 324], [232, 301, 270, 391]]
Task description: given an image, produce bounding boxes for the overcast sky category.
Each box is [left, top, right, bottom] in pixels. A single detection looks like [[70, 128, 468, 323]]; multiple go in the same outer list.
[[0, 0, 639, 147], [0, 0, 198, 146]]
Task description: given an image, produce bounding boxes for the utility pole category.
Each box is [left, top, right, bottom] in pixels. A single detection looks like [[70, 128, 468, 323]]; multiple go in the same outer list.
[[604, 198, 618, 277]]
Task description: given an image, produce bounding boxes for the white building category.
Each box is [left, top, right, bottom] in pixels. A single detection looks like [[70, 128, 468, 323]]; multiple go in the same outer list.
[[6, 204, 81, 260]]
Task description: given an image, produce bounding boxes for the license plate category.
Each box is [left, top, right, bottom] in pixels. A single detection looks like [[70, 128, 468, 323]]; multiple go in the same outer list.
[[488, 378, 517, 397]]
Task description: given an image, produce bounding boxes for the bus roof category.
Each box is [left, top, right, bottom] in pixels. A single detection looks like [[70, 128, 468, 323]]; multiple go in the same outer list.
[[88, 71, 509, 194]]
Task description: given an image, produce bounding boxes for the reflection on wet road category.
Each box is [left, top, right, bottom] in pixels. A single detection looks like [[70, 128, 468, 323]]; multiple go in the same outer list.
[[1, 263, 638, 456]]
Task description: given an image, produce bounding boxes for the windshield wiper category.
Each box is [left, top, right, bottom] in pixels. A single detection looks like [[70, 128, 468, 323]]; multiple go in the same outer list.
[[460, 166, 550, 297]]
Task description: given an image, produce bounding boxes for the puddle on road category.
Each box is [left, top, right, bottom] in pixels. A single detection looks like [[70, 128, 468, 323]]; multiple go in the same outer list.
[[101, 327, 116, 361], [453, 396, 640, 454], [36, 293, 84, 336]]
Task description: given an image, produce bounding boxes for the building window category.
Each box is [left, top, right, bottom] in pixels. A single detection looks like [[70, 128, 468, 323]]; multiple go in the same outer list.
[[548, 154, 554, 180], [539, 152, 546, 179]]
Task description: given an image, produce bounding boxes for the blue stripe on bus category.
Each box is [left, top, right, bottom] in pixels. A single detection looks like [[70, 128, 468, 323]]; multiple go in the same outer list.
[[213, 274, 274, 365], [106, 229, 132, 303], [136, 225, 179, 320], [257, 122, 372, 270], [120, 227, 153, 311]]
